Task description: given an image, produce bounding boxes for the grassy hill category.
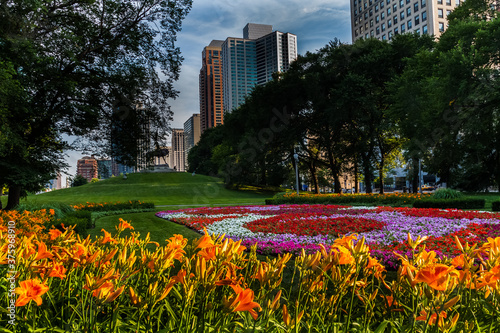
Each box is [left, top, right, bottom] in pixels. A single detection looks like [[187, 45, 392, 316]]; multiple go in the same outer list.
[[3, 172, 276, 207]]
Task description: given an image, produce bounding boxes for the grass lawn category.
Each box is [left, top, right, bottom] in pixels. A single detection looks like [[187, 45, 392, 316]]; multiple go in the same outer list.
[[87, 210, 202, 246], [1, 172, 276, 207]]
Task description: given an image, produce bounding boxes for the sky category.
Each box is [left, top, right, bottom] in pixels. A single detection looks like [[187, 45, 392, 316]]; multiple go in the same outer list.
[[64, 0, 352, 182]]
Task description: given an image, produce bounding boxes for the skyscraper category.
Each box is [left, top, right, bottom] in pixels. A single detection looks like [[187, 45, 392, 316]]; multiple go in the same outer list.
[[221, 23, 297, 113], [199, 40, 224, 132], [199, 23, 297, 119], [350, 0, 462, 42], [184, 114, 201, 169], [171, 129, 185, 172]]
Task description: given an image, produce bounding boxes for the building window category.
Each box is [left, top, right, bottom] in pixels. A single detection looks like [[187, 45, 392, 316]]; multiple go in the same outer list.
[[438, 8, 443, 17], [371, 30, 374, 36], [423, 24, 428, 34], [382, 22, 386, 31], [381, 12, 385, 19], [354, 9, 358, 15], [369, 0, 373, 4], [388, 19, 392, 27], [380, 1, 384, 8], [364, 2, 368, 8], [407, 19, 412, 28], [394, 27, 399, 34], [414, 2, 419, 11], [375, 4, 379, 11], [393, 4, 397, 11], [400, 0, 404, 7], [394, 15, 398, 24], [421, 0, 426, 7], [446, 0, 451, 5], [439, 22, 444, 31], [407, 7, 411, 15], [369, 9, 373, 16], [389, 31, 393, 39], [422, 11, 427, 21], [400, 11, 405, 19], [376, 15, 380, 23], [401, 22, 406, 32], [416, 28, 420, 34], [370, 19, 374, 27], [415, 15, 420, 25], [355, 29, 359, 36], [438, 0, 442, 3], [387, 0, 390, 4], [366, 33, 369, 38], [455, 0, 460, 5], [388, 7, 391, 14], [365, 12, 369, 19], [376, 26, 380, 34], [382, 34, 387, 40], [446, 9, 451, 16]]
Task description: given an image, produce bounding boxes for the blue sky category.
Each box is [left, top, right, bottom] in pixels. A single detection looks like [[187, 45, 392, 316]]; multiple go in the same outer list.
[[64, 0, 352, 179]]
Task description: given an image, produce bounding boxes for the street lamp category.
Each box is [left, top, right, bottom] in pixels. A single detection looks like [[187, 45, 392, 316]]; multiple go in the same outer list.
[[294, 153, 299, 196]]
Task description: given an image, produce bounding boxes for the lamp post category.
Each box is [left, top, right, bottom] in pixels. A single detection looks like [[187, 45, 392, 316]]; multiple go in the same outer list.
[[294, 153, 299, 196]]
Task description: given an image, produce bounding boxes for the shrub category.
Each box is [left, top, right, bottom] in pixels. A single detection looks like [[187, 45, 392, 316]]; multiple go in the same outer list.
[[15, 202, 74, 220], [55, 216, 89, 236], [493, 201, 500, 212], [432, 188, 463, 199], [413, 198, 485, 209], [266, 192, 430, 206], [72, 200, 155, 212]]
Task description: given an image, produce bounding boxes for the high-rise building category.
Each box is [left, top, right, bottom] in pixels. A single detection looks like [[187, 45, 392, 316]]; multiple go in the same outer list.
[[201, 23, 297, 115], [200, 40, 224, 132], [350, 0, 462, 42], [77, 156, 98, 182], [184, 114, 201, 169], [171, 129, 185, 172], [97, 159, 112, 179]]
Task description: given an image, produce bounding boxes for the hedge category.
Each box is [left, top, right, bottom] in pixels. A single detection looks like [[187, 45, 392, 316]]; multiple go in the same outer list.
[[413, 198, 485, 209], [265, 192, 428, 206], [493, 201, 500, 212]]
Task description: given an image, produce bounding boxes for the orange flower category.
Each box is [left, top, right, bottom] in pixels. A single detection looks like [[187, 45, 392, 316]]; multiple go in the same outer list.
[[35, 241, 53, 260], [413, 264, 456, 291], [15, 279, 50, 306], [194, 228, 214, 249], [224, 285, 261, 320], [48, 228, 62, 240], [91, 281, 124, 303], [117, 219, 134, 231], [101, 229, 117, 244], [48, 262, 67, 279], [416, 310, 447, 326]]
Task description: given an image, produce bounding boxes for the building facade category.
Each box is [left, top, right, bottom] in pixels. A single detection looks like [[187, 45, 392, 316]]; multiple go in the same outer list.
[[97, 159, 112, 179], [351, 0, 462, 42], [171, 129, 185, 172], [184, 114, 201, 169], [200, 40, 224, 132], [217, 23, 297, 113], [77, 156, 98, 182]]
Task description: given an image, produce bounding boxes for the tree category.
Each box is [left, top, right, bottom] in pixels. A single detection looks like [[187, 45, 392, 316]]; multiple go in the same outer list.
[[72, 175, 88, 187], [0, 0, 192, 209]]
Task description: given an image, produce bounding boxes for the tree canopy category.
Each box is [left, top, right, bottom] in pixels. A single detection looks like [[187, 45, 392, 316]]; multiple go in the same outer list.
[[0, 0, 192, 209]]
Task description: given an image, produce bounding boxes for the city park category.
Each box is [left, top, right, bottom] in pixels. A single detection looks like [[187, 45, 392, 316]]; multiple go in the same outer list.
[[1, 0, 500, 332]]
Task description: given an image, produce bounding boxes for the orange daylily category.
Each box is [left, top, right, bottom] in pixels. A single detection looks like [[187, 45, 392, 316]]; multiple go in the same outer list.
[[15, 279, 50, 306], [101, 229, 117, 244], [48, 262, 67, 279], [413, 264, 456, 291], [416, 310, 447, 326], [48, 228, 62, 240], [35, 241, 53, 260], [224, 285, 261, 320], [117, 218, 134, 231], [194, 228, 214, 249]]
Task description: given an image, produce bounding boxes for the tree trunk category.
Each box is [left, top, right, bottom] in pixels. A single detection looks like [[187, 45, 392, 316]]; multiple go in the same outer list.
[[362, 153, 373, 194], [379, 155, 385, 194], [412, 159, 419, 193], [308, 161, 320, 194], [5, 185, 21, 210], [354, 162, 359, 193]]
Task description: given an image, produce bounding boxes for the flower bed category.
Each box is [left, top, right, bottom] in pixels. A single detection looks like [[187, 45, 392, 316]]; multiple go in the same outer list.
[[157, 205, 500, 268]]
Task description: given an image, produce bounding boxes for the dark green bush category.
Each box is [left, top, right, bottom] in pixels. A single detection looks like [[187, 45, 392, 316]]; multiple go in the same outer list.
[[493, 201, 500, 212], [75, 200, 154, 212], [55, 216, 89, 236], [413, 198, 485, 209], [432, 188, 463, 199], [15, 202, 74, 220]]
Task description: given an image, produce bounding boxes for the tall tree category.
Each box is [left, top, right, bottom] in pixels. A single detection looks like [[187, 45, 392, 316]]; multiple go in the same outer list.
[[0, 0, 192, 209]]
